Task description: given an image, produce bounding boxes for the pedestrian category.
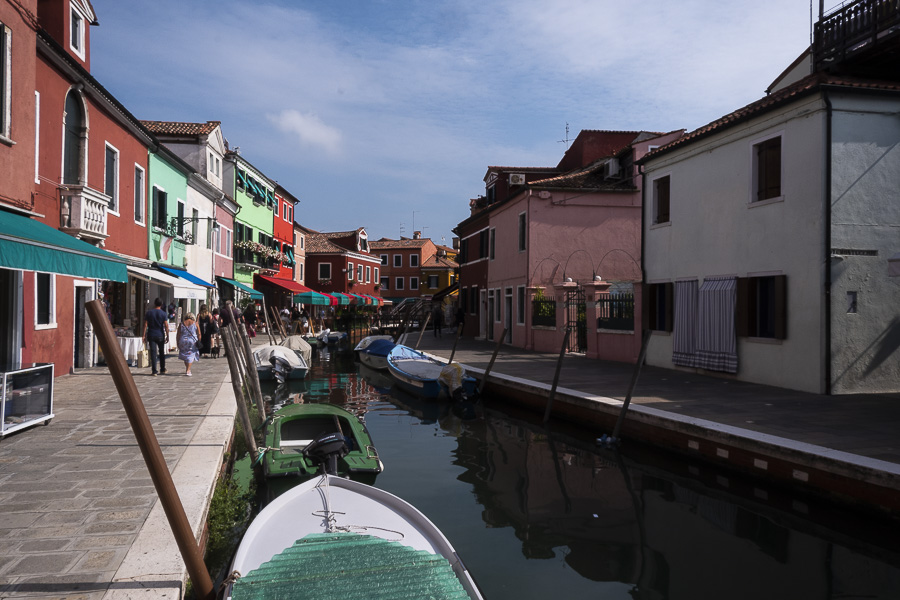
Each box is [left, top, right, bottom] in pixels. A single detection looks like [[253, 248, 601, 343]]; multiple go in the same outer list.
[[300, 307, 310, 333], [142, 298, 169, 376], [210, 308, 221, 353], [455, 305, 465, 335], [176, 312, 200, 376], [243, 303, 258, 337], [197, 304, 212, 357], [432, 305, 443, 338]]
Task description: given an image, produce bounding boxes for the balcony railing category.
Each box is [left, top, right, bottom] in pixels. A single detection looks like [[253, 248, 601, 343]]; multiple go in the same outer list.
[[59, 185, 109, 244], [814, 0, 900, 68]]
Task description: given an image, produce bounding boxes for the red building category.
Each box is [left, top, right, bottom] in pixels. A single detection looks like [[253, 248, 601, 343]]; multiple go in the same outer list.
[[369, 232, 437, 304], [273, 185, 298, 281], [305, 228, 380, 297]]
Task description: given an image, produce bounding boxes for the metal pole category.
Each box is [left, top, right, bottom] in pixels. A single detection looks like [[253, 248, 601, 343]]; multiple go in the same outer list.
[[478, 326, 508, 395], [448, 321, 464, 364], [85, 300, 214, 600], [542, 328, 571, 423], [611, 329, 653, 440], [221, 325, 259, 463], [238, 322, 266, 421]]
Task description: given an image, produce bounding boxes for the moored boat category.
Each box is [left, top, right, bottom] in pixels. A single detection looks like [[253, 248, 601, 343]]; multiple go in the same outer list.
[[261, 402, 382, 483], [226, 474, 483, 600], [357, 338, 395, 371], [253, 345, 309, 383], [386, 344, 476, 400]]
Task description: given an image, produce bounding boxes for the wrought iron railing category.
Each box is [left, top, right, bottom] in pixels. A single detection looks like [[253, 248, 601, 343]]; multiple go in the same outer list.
[[597, 293, 635, 331], [814, 0, 900, 67]]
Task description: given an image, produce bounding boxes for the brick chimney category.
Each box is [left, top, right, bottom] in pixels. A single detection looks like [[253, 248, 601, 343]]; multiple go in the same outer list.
[[413, 231, 421, 239]]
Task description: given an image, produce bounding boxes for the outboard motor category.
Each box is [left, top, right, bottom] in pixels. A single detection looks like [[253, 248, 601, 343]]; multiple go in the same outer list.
[[270, 355, 293, 384], [302, 432, 349, 476]]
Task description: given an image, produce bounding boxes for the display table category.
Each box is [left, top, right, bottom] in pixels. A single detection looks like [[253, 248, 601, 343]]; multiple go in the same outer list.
[[116, 336, 145, 363], [1, 363, 54, 437]]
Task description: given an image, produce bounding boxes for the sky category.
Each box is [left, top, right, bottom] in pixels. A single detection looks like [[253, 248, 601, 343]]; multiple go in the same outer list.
[[88, 0, 815, 246]]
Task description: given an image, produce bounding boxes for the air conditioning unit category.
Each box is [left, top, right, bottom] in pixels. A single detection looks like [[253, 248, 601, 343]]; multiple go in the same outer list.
[[509, 173, 526, 185], [605, 159, 620, 179]]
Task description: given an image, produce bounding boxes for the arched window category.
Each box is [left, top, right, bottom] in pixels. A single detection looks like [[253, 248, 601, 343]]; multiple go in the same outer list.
[[63, 91, 85, 185]]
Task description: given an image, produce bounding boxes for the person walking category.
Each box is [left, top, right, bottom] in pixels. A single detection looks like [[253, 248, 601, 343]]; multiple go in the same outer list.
[[197, 304, 213, 357], [176, 312, 201, 376], [142, 298, 169, 376], [455, 305, 465, 335], [432, 305, 444, 338], [243, 303, 258, 337]]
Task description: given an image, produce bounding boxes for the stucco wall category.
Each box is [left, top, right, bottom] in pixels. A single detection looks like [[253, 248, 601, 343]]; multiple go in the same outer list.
[[642, 95, 827, 393], [147, 152, 189, 268], [828, 93, 900, 393]]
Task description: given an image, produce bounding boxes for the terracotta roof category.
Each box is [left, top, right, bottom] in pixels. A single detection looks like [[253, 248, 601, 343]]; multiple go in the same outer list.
[[528, 159, 635, 191], [304, 232, 346, 254], [422, 255, 458, 269], [369, 238, 430, 249], [140, 120, 221, 136], [641, 73, 900, 162]]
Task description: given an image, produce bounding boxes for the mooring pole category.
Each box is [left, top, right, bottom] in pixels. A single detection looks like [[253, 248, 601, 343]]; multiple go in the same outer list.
[[611, 329, 653, 440], [238, 322, 266, 421], [542, 328, 572, 423], [85, 300, 214, 600], [448, 321, 464, 364], [221, 325, 260, 463], [478, 326, 508, 395]]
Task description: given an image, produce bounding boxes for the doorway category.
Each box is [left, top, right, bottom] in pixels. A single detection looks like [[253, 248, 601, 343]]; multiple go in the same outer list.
[[73, 282, 95, 369], [0, 268, 22, 370]]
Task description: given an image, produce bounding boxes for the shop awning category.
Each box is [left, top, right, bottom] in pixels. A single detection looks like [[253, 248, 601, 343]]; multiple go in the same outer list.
[[128, 266, 206, 299], [293, 290, 338, 306], [256, 274, 312, 293], [365, 295, 385, 306], [0, 209, 128, 281], [350, 293, 372, 305], [331, 292, 352, 305], [218, 277, 263, 300], [156, 265, 216, 288]]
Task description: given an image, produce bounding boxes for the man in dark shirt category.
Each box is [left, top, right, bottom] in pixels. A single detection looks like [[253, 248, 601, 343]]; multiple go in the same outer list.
[[142, 298, 169, 375]]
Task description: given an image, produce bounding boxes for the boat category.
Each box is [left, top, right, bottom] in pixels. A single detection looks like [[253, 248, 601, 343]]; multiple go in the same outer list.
[[261, 402, 383, 484], [357, 338, 395, 371], [278, 334, 313, 365], [316, 328, 347, 347], [353, 334, 393, 356], [386, 344, 477, 400], [253, 345, 309, 383], [227, 474, 483, 600]]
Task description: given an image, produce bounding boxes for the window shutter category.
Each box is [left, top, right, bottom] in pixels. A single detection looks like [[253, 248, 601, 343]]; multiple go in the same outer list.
[[643, 283, 654, 330], [663, 282, 674, 332], [774, 275, 787, 340], [735, 277, 750, 337]]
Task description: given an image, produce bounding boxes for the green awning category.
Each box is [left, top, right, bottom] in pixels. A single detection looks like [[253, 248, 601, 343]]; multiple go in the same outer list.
[[0, 209, 128, 281], [218, 277, 263, 299]]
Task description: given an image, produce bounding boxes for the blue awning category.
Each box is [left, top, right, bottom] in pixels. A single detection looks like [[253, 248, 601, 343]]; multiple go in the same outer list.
[[0, 209, 127, 281], [217, 276, 263, 299], [156, 265, 216, 288]]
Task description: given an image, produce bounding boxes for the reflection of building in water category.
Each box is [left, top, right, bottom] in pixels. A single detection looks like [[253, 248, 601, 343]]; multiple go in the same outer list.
[[449, 412, 900, 599]]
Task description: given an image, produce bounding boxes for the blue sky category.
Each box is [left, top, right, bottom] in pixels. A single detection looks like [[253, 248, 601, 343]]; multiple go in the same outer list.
[[89, 0, 814, 246]]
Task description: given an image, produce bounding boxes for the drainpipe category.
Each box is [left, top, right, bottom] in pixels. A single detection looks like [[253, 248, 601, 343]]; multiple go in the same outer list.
[[824, 90, 833, 394], [638, 162, 647, 332]]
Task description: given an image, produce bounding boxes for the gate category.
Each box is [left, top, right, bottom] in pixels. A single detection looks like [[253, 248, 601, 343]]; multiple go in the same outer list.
[[565, 286, 587, 353]]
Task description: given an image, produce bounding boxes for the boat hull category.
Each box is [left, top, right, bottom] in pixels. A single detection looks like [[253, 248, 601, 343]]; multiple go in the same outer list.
[[386, 344, 476, 400]]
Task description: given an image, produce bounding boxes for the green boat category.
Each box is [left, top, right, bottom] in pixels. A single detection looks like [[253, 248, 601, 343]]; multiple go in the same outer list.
[[261, 403, 383, 484]]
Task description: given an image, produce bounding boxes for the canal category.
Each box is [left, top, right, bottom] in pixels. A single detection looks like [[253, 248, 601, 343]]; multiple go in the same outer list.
[[249, 347, 900, 599]]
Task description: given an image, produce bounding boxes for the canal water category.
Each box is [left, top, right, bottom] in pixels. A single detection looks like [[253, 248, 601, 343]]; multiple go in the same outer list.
[[256, 347, 900, 599]]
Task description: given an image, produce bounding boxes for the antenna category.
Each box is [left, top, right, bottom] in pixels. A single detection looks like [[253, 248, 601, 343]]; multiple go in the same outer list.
[[557, 122, 571, 149], [399, 222, 406, 237]]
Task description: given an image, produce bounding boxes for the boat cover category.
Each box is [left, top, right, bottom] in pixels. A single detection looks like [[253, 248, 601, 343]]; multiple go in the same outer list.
[[254, 345, 307, 370], [438, 363, 467, 394], [279, 335, 313, 365], [232, 532, 469, 600], [363, 338, 395, 358]]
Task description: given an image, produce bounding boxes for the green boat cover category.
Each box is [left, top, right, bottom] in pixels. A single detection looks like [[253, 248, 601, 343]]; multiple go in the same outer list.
[[232, 532, 469, 600]]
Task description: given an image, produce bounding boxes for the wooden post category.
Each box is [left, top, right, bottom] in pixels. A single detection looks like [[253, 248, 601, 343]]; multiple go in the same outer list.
[[238, 322, 266, 421], [85, 300, 214, 600], [448, 321, 464, 364], [221, 325, 260, 463], [478, 327, 508, 395], [415, 314, 431, 350], [260, 297, 277, 345], [611, 329, 653, 440], [542, 328, 571, 423]]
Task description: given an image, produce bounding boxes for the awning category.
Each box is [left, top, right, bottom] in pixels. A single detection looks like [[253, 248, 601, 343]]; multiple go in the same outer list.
[[128, 266, 207, 299], [256, 274, 312, 293], [293, 290, 338, 306], [350, 293, 371, 305], [218, 277, 264, 300], [0, 209, 128, 281], [366, 295, 385, 306], [156, 265, 216, 288], [331, 292, 352, 305]]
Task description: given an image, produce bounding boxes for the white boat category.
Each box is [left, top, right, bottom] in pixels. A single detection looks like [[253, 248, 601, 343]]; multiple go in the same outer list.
[[353, 334, 393, 354], [227, 474, 483, 599], [253, 344, 309, 383], [355, 336, 395, 371], [278, 334, 313, 365], [316, 328, 347, 347]]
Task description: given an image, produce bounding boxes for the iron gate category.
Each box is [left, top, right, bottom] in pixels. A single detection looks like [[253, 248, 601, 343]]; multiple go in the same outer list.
[[565, 286, 587, 353]]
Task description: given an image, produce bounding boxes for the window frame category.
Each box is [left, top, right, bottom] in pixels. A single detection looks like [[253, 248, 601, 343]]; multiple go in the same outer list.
[[34, 272, 57, 330], [104, 143, 120, 214], [489, 228, 496, 260], [395, 277, 404, 291], [651, 174, 671, 226], [347, 262, 354, 281], [380, 276, 389, 290], [366, 266, 371, 283], [518, 212, 526, 252], [644, 282, 673, 332], [152, 185, 167, 231], [380, 254, 388, 266], [736, 274, 787, 340], [750, 132, 783, 205], [393, 254, 402, 268], [517, 285, 526, 325], [318, 263, 332, 281], [69, 5, 85, 60], [410, 254, 419, 268], [133, 164, 145, 226], [0, 23, 11, 142], [410, 276, 419, 291], [176, 199, 185, 239]]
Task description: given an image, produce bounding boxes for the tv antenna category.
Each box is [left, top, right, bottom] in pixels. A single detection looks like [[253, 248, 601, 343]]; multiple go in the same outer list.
[[558, 122, 571, 149]]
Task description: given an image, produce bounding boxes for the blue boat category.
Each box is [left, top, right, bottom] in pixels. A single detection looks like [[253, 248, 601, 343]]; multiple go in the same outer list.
[[356, 338, 396, 371], [386, 344, 476, 400]]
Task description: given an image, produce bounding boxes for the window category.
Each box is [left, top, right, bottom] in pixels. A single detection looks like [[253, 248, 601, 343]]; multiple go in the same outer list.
[[1, 24, 11, 141], [209, 152, 214, 177], [34, 91, 40, 179], [394, 254, 402, 267], [753, 136, 782, 202], [645, 282, 673, 332], [380, 254, 388, 266], [458, 239, 467, 264], [410, 277, 419, 290], [494, 288, 500, 321], [469, 287, 478, 315], [374, 267, 379, 282], [518, 213, 526, 252], [70, 7, 84, 58], [348, 262, 354, 280], [298, 263, 304, 280], [133, 165, 145, 224], [652, 176, 670, 225], [366, 266, 371, 283], [489, 228, 495, 260], [35, 273, 56, 328], [176, 200, 185, 238], [427, 275, 439, 288], [380, 276, 389, 290], [103, 144, 119, 213], [479, 230, 489, 258], [410, 254, 419, 268], [847, 291, 858, 314], [152, 186, 167, 230], [225, 228, 232, 258], [318, 263, 331, 281], [191, 208, 199, 245], [517, 286, 525, 324], [63, 91, 84, 184], [355, 265, 362, 281], [207, 220, 214, 250], [737, 275, 786, 339], [300, 236, 304, 250], [395, 277, 404, 290]]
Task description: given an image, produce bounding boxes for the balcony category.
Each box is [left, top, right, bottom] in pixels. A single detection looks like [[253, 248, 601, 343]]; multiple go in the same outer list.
[[814, 0, 900, 75], [59, 185, 109, 245]]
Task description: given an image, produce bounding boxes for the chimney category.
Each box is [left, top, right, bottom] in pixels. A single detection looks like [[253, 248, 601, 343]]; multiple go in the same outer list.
[[413, 231, 421, 239], [452, 237, 459, 249]]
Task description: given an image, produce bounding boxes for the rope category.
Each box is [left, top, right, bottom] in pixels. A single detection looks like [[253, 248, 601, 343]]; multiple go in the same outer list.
[[217, 570, 241, 596], [312, 475, 405, 541]]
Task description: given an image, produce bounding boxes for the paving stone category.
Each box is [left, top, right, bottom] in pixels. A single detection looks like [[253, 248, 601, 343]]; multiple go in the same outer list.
[[8, 551, 81, 575], [17, 538, 72, 552], [69, 535, 133, 550], [83, 521, 142, 536], [72, 547, 128, 573]]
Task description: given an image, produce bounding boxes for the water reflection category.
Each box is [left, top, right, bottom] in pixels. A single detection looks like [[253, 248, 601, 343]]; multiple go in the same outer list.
[[257, 351, 900, 599]]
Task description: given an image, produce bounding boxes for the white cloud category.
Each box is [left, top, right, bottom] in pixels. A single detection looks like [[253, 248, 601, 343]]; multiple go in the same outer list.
[[267, 110, 343, 157]]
